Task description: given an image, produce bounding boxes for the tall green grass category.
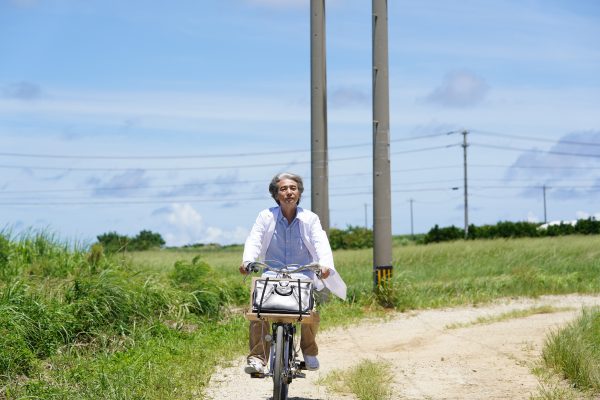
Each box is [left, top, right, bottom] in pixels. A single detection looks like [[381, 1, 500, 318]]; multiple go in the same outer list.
[[0, 232, 247, 398], [541, 307, 600, 393], [2, 233, 600, 398]]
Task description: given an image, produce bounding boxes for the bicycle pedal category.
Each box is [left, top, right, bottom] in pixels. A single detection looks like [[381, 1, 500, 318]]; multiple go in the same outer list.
[[249, 372, 266, 379], [295, 372, 306, 379]]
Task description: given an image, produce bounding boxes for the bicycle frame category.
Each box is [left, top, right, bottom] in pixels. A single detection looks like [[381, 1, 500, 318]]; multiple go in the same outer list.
[[244, 261, 321, 400]]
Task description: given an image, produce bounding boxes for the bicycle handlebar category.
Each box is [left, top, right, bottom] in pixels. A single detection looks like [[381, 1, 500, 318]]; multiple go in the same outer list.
[[245, 261, 323, 279]]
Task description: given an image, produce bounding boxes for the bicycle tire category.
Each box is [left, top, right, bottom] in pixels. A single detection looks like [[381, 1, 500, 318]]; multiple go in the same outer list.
[[273, 325, 289, 400]]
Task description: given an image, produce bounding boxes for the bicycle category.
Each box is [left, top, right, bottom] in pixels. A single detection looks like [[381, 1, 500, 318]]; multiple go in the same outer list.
[[244, 261, 322, 400]]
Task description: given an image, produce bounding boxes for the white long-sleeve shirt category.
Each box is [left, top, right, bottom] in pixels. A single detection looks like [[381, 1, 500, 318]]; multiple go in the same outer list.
[[242, 206, 347, 300]]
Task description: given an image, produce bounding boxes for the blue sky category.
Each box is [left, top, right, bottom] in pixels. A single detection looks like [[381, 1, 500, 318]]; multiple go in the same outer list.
[[1, 0, 599, 246]]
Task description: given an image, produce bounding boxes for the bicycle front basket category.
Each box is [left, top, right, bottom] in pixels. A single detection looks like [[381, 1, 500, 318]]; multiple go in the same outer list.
[[252, 278, 314, 315]]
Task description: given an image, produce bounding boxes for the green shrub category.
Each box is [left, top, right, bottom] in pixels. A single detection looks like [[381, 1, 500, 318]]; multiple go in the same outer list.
[[97, 230, 165, 253], [469, 221, 540, 239], [130, 230, 165, 250], [329, 226, 373, 250], [169, 258, 227, 317], [425, 218, 600, 243], [575, 218, 600, 235], [65, 271, 171, 337], [170, 258, 212, 288], [424, 224, 463, 243], [0, 234, 14, 279], [0, 326, 36, 377], [544, 223, 576, 237], [97, 231, 130, 253], [0, 283, 73, 379]]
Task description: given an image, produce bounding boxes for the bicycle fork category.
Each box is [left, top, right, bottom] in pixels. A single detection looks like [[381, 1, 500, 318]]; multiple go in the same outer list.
[[269, 323, 306, 381]]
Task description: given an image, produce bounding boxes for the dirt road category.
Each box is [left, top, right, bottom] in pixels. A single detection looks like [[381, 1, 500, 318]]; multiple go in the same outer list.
[[205, 295, 600, 399]]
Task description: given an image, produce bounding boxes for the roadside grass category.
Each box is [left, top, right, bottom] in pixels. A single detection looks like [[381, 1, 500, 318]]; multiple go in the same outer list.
[[530, 369, 596, 400], [537, 307, 600, 395], [318, 358, 393, 400], [6, 317, 247, 399], [529, 381, 580, 400], [445, 305, 571, 330], [2, 233, 600, 398]]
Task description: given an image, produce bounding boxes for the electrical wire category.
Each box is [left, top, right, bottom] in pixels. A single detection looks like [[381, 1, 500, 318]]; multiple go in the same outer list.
[[472, 143, 600, 159], [471, 129, 600, 148], [0, 132, 454, 160], [0, 145, 459, 172]]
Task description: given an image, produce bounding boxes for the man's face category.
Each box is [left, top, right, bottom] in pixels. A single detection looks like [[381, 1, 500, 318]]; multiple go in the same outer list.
[[277, 178, 300, 206]]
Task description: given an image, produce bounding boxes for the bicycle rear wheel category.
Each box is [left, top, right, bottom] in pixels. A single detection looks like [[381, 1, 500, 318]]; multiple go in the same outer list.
[[273, 325, 289, 400]]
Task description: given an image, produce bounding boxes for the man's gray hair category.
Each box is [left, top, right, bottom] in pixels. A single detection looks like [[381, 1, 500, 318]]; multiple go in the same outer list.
[[269, 172, 304, 204]]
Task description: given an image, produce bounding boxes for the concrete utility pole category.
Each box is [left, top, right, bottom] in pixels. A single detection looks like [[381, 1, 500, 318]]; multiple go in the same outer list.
[[462, 130, 469, 239], [372, 0, 393, 286], [310, 0, 329, 231]]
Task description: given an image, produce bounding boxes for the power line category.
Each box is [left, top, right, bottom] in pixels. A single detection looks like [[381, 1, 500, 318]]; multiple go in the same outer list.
[[0, 132, 453, 160], [0, 144, 459, 172], [471, 185, 600, 190], [472, 129, 600, 148], [0, 186, 463, 207], [3, 164, 597, 196], [472, 143, 600, 159], [5, 174, 598, 197], [5, 181, 598, 207], [471, 163, 600, 171]]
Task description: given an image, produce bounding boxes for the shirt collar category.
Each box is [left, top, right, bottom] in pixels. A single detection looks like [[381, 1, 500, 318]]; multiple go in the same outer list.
[[277, 207, 298, 224]]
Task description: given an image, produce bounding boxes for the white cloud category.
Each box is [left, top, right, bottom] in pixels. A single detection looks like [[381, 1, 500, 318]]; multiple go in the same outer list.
[[161, 203, 248, 246], [425, 70, 489, 108]]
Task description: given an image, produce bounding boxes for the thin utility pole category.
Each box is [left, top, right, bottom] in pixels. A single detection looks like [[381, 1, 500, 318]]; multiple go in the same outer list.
[[372, 0, 393, 286], [310, 0, 329, 231], [409, 198, 414, 237], [462, 130, 469, 239], [364, 203, 368, 228], [543, 185, 547, 223]]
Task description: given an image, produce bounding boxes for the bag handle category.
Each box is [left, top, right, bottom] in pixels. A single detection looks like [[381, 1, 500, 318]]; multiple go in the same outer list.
[[257, 277, 269, 319], [274, 281, 294, 296], [297, 278, 303, 321]]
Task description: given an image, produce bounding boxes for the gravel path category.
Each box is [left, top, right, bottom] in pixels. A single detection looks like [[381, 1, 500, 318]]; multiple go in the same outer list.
[[205, 294, 600, 399]]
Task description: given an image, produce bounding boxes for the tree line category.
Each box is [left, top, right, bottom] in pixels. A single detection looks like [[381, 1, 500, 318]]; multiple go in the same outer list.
[[96, 230, 165, 252], [96, 218, 600, 252], [424, 218, 600, 244]]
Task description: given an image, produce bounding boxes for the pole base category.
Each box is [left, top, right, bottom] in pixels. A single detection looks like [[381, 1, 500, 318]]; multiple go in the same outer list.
[[373, 265, 393, 287]]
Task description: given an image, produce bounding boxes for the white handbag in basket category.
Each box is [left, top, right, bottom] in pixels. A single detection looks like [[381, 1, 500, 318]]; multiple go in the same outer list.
[[251, 277, 314, 315]]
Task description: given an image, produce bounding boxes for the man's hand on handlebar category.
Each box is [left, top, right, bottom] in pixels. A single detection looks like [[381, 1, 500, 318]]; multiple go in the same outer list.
[[240, 261, 261, 275], [239, 263, 250, 275], [240, 261, 331, 278]]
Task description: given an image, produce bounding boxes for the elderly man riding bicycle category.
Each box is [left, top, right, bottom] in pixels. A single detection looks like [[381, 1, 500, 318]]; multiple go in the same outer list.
[[239, 172, 347, 374]]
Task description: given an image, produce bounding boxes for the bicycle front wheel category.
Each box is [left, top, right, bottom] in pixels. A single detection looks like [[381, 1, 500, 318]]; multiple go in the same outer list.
[[273, 325, 289, 400]]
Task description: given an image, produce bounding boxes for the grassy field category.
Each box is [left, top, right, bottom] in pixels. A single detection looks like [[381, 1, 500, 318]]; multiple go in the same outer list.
[[1, 234, 600, 398]]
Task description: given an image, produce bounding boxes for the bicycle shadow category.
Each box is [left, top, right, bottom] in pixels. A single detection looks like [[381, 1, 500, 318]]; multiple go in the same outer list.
[[269, 398, 326, 400]]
